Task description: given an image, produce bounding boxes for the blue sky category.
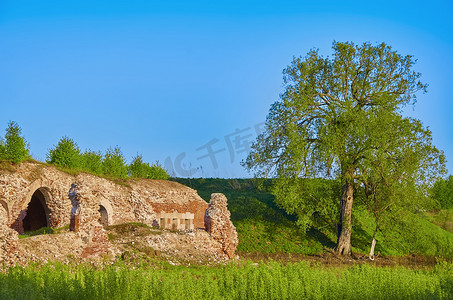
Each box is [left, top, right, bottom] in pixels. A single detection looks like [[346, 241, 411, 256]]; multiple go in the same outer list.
[[1, 0, 452, 178]]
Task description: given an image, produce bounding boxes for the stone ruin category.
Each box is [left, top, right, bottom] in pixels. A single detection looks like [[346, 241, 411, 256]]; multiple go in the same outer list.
[[205, 193, 239, 258], [0, 162, 238, 265]]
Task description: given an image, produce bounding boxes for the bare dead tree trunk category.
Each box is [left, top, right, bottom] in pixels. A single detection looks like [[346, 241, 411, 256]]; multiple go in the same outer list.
[[369, 227, 378, 260], [335, 182, 354, 255]]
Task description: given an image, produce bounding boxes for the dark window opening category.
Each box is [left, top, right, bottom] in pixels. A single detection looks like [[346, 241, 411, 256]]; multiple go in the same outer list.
[[99, 205, 109, 227], [23, 189, 49, 232]]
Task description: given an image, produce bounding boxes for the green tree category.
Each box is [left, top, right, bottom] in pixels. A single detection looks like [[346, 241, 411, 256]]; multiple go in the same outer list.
[[431, 175, 453, 209], [357, 115, 444, 259], [271, 177, 340, 232], [146, 161, 170, 180], [129, 154, 169, 180], [80, 150, 104, 175], [103, 146, 128, 179], [47, 137, 81, 169], [128, 154, 148, 178], [244, 41, 445, 255], [3, 121, 30, 163]]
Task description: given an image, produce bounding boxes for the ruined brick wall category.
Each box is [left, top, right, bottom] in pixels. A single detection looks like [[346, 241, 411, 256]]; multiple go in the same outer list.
[[0, 163, 74, 233], [0, 162, 208, 235], [68, 174, 152, 230], [130, 180, 208, 229], [204, 193, 238, 258], [0, 162, 239, 262], [0, 225, 25, 267]]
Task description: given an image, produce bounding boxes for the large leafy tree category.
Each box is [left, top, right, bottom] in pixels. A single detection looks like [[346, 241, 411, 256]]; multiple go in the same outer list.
[[244, 41, 445, 255]]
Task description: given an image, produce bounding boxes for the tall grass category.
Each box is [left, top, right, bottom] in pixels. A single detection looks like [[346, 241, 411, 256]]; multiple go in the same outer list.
[[1, 261, 452, 299]]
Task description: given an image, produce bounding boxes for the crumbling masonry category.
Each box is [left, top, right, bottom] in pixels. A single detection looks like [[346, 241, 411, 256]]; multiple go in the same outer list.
[[0, 162, 238, 264]]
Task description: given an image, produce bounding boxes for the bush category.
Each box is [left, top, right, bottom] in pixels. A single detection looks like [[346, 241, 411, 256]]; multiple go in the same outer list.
[[80, 150, 103, 175], [1, 121, 30, 163], [146, 162, 170, 180], [103, 146, 128, 179], [431, 176, 453, 209], [129, 154, 169, 180], [128, 154, 148, 178], [47, 137, 81, 169]]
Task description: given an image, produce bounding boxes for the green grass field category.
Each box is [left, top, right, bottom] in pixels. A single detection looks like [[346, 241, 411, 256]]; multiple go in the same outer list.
[[2, 178, 452, 299], [1, 261, 452, 300]]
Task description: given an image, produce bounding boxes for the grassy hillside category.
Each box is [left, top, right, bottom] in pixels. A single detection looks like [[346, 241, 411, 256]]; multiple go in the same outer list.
[[174, 178, 335, 254], [173, 178, 453, 259]]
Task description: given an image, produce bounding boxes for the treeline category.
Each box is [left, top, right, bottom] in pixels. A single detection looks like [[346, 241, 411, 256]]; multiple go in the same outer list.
[[0, 121, 169, 180]]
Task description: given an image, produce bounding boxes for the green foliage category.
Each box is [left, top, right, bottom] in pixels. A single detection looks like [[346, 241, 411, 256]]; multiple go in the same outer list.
[[244, 41, 446, 252], [427, 209, 453, 234], [47, 136, 81, 169], [0, 261, 452, 299], [0, 138, 4, 159], [103, 146, 128, 179], [431, 176, 453, 209], [174, 178, 453, 258], [146, 162, 169, 180], [80, 150, 104, 175], [349, 204, 453, 258], [128, 154, 147, 178], [0, 126, 168, 182], [175, 178, 335, 254], [355, 113, 447, 251], [45, 140, 168, 181], [380, 210, 453, 258], [271, 177, 340, 231], [129, 154, 170, 180], [1, 121, 30, 163]]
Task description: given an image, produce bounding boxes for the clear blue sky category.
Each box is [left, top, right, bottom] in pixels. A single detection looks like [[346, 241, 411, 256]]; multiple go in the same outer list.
[[1, 0, 452, 178]]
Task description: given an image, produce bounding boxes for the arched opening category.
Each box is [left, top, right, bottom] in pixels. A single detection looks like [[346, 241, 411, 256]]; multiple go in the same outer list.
[[99, 205, 109, 227], [22, 189, 50, 232]]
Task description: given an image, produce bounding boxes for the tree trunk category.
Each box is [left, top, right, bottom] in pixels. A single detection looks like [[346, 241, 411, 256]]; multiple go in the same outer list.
[[369, 227, 378, 260], [335, 182, 354, 255]]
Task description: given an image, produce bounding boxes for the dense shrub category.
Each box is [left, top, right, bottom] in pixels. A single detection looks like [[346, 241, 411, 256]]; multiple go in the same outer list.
[[146, 162, 170, 180], [47, 137, 81, 169], [103, 146, 128, 179], [1, 121, 30, 163], [129, 154, 169, 180], [431, 176, 453, 209], [128, 154, 148, 178], [80, 150, 103, 175]]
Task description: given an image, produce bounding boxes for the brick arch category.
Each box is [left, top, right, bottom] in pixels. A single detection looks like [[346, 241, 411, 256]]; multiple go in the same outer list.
[[16, 186, 53, 233], [99, 198, 113, 226]]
